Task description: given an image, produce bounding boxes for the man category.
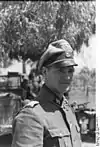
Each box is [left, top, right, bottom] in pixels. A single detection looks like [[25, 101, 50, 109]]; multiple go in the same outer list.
[[11, 39, 82, 147], [21, 74, 36, 101]]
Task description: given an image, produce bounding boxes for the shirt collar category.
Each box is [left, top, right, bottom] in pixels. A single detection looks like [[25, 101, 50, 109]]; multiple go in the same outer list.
[[38, 84, 68, 107]]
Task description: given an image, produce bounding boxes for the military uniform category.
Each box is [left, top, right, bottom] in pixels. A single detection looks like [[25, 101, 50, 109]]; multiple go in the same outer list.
[[12, 39, 82, 147], [12, 84, 81, 147]]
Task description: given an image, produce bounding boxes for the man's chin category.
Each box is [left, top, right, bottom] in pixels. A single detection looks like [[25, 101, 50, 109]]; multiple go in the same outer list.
[[60, 87, 68, 93], [62, 86, 71, 93]]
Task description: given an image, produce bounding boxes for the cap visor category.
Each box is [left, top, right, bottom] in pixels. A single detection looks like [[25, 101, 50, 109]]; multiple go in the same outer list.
[[47, 59, 78, 68]]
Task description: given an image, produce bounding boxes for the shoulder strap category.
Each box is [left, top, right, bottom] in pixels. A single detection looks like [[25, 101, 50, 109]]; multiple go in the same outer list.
[[23, 100, 39, 109], [15, 100, 39, 117]]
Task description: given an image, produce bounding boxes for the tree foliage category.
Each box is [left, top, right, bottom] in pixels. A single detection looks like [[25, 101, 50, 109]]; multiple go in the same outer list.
[[0, 1, 96, 67], [72, 67, 96, 92]]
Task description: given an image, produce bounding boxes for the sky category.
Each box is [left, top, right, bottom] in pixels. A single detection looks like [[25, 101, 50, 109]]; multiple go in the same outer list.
[[0, 60, 31, 75], [74, 35, 96, 74]]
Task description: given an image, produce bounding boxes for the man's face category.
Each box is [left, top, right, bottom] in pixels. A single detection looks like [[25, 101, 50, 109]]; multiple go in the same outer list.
[[45, 65, 74, 94]]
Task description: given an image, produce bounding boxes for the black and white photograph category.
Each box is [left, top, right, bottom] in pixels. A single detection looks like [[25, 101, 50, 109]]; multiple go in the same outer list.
[[0, 1, 96, 147]]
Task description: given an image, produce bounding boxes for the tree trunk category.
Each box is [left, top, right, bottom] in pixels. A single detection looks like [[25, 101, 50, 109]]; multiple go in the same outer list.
[[86, 86, 89, 97], [22, 60, 26, 74]]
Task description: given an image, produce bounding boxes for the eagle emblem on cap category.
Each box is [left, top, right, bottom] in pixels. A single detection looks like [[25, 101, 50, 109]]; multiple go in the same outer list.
[[66, 52, 71, 58], [65, 50, 73, 58]]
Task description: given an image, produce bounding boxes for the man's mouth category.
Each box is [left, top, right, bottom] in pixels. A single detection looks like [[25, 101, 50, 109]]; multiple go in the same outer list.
[[60, 82, 70, 84]]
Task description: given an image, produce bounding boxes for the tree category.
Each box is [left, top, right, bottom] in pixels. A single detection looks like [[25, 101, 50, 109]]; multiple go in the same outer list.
[[90, 68, 96, 90], [0, 1, 45, 72], [79, 67, 96, 96], [0, 44, 12, 68], [79, 67, 90, 91], [0, 1, 96, 71]]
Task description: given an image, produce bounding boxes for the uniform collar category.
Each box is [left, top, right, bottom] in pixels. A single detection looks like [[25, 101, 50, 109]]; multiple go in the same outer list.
[[38, 84, 68, 107]]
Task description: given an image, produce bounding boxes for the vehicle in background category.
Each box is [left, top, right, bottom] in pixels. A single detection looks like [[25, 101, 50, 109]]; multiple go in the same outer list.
[[71, 101, 96, 143], [0, 72, 23, 136]]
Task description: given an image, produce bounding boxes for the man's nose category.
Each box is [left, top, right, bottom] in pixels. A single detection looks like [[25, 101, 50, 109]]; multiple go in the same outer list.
[[67, 75, 73, 80], [67, 76, 70, 80]]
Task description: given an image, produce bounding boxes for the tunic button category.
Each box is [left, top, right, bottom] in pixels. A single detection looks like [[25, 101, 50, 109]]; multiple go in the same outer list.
[[70, 122, 72, 128], [59, 133, 62, 137]]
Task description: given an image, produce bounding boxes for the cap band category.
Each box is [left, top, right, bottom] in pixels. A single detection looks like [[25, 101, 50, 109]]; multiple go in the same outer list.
[[43, 51, 73, 67]]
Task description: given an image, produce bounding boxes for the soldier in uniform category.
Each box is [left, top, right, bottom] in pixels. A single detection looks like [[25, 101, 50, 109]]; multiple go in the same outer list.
[[11, 39, 82, 147]]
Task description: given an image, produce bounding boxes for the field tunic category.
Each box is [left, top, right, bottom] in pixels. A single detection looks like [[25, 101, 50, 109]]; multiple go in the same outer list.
[[11, 84, 82, 147]]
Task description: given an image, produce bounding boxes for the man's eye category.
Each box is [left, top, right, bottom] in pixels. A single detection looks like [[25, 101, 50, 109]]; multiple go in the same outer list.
[[59, 69, 66, 73], [57, 67, 74, 73], [68, 68, 74, 73]]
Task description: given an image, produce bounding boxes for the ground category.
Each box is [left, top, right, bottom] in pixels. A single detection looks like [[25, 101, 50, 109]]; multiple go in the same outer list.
[[69, 88, 96, 109]]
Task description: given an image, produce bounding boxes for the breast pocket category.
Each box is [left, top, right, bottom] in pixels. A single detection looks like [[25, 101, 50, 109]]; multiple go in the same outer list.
[[44, 128, 72, 147]]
